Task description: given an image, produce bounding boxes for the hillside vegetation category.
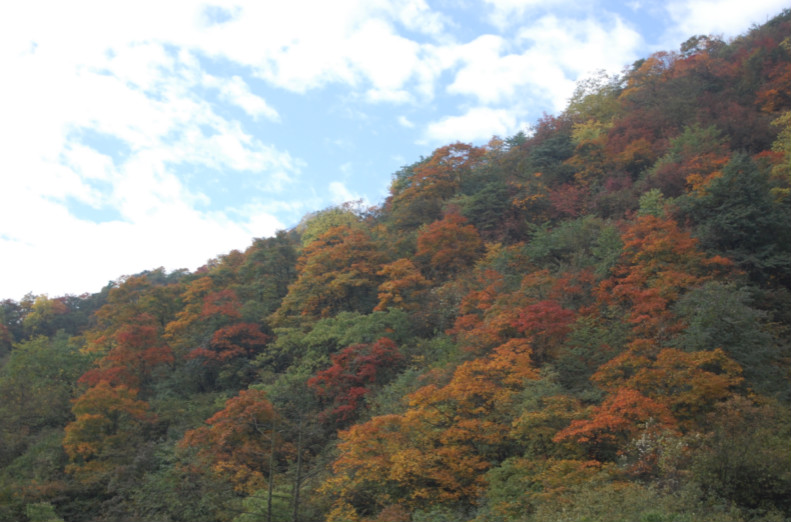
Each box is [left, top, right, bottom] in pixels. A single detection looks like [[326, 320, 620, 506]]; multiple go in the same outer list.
[[1, 11, 790, 522]]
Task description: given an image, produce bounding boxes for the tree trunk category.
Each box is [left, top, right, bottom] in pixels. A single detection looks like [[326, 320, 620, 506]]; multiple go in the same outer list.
[[291, 414, 304, 522]]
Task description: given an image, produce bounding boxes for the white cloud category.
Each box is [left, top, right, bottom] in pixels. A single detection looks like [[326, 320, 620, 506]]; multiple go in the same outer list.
[[398, 115, 415, 128], [482, 0, 573, 29], [0, 2, 309, 299], [62, 144, 115, 182], [345, 19, 421, 92], [212, 75, 280, 122], [446, 14, 642, 112], [186, 1, 452, 101], [423, 107, 528, 143], [366, 88, 413, 104], [446, 35, 511, 104], [329, 181, 360, 204], [518, 15, 643, 75], [0, 200, 284, 298], [663, 0, 788, 45], [393, 0, 448, 36]]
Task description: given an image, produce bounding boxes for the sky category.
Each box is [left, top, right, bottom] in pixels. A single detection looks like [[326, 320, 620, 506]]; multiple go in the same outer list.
[[1, 0, 787, 299]]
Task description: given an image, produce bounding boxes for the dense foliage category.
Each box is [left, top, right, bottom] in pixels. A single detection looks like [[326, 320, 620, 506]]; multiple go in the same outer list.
[[1, 12, 790, 522]]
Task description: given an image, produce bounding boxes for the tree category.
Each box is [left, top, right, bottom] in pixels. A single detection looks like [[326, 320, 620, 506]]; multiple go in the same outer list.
[[63, 382, 154, 486], [21, 295, 70, 337], [0, 298, 25, 354], [163, 276, 274, 392], [87, 271, 180, 354], [683, 153, 791, 286], [325, 339, 539, 519], [565, 118, 612, 189], [484, 457, 610, 520], [553, 388, 676, 461], [518, 114, 575, 187], [271, 225, 385, 326], [0, 333, 89, 467], [691, 396, 791, 517], [644, 124, 730, 197], [592, 347, 743, 427], [163, 276, 217, 353], [388, 143, 486, 230], [189, 322, 270, 363], [459, 180, 519, 241], [597, 214, 731, 344], [180, 389, 279, 495], [78, 313, 174, 395], [374, 259, 430, 313], [25, 502, 65, 522], [672, 282, 785, 397], [308, 338, 403, 427], [415, 212, 483, 281], [237, 230, 299, 319], [566, 70, 622, 123], [265, 370, 327, 522], [297, 203, 365, 246], [511, 300, 575, 363], [768, 110, 790, 195]]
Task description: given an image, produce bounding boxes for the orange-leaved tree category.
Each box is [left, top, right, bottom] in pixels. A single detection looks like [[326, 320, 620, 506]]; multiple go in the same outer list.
[[592, 346, 743, 427], [63, 382, 154, 485], [553, 387, 676, 461], [324, 339, 538, 520], [78, 313, 174, 393], [597, 214, 731, 345], [163, 276, 241, 357], [180, 389, 279, 494], [388, 143, 486, 230], [271, 225, 386, 327], [374, 258, 430, 313], [415, 212, 484, 281], [188, 322, 270, 363]]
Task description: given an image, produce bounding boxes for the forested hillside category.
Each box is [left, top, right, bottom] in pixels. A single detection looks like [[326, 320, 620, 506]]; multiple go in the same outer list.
[[1, 11, 790, 522]]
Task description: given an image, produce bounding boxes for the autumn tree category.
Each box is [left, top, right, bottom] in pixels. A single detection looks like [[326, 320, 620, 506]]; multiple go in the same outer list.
[[160, 275, 274, 392], [644, 124, 730, 197], [374, 258, 430, 313], [298, 202, 366, 246], [450, 268, 518, 355], [597, 214, 731, 344], [271, 225, 385, 327], [564, 118, 612, 189], [63, 382, 154, 486], [553, 387, 676, 461], [78, 313, 174, 394], [388, 143, 486, 230], [324, 339, 538, 520], [672, 281, 786, 397], [164, 276, 228, 356], [591, 347, 743, 428], [86, 270, 182, 356], [308, 337, 403, 426], [415, 212, 483, 281], [180, 389, 279, 495], [511, 299, 576, 364], [189, 322, 270, 363], [20, 295, 70, 337]]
